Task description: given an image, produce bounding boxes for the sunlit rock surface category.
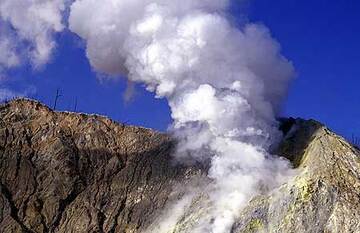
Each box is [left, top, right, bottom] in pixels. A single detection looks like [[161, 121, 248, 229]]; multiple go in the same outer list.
[[232, 118, 360, 233], [0, 99, 359, 232]]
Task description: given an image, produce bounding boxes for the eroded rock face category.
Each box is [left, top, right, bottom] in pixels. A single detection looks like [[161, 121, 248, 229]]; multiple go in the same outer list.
[[0, 99, 204, 233], [233, 118, 360, 233], [0, 99, 359, 233]]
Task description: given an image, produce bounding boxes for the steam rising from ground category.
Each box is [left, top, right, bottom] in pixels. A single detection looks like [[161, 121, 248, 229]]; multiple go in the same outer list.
[[70, 1, 295, 232]]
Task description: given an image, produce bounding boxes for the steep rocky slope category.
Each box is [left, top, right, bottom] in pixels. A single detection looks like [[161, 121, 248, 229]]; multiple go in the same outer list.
[[151, 118, 360, 233], [0, 99, 204, 233], [0, 99, 359, 233], [234, 118, 360, 232]]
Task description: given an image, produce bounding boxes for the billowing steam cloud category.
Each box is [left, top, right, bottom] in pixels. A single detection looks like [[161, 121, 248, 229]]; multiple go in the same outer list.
[[69, 0, 295, 232], [0, 0, 67, 69]]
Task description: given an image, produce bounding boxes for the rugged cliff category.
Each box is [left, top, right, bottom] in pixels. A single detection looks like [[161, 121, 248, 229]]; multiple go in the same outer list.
[[0, 99, 204, 233], [0, 99, 359, 233], [235, 118, 360, 232]]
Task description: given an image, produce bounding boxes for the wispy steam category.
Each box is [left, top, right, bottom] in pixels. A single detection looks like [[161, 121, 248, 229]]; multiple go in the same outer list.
[[0, 0, 68, 100], [0, 86, 36, 102], [0, 35, 20, 69], [69, 0, 295, 232], [0, 0, 67, 69]]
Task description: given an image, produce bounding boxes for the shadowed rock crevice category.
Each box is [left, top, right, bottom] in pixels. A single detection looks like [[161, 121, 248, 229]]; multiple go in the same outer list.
[[0, 182, 34, 233], [276, 117, 324, 168]]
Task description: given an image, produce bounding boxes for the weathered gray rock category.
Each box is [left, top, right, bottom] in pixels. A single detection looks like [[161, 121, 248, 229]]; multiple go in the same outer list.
[[0, 99, 359, 233]]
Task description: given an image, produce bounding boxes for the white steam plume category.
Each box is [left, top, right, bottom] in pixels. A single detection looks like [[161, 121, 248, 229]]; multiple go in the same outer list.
[[0, 0, 67, 69], [0, 35, 20, 69], [69, 1, 295, 232]]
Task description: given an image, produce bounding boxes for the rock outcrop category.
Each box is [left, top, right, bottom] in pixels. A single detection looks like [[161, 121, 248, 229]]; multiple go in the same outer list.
[[233, 118, 360, 232], [0, 99, 359, 233], [0, 99, 204, 233]]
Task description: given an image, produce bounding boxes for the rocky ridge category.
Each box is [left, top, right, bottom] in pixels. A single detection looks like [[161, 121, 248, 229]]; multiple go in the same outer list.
[[0, 99, 359, 233]]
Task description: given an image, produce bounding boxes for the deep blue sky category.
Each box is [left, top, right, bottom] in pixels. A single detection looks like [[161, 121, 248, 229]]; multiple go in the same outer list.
[[2, 0, 360, 138]]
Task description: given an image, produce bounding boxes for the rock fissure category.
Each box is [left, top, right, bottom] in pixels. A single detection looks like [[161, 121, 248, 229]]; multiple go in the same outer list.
[[0, 182, 35, 233]]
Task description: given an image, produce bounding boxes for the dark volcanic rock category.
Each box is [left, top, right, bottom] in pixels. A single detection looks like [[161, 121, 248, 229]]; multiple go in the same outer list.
[[0, 99, 204, 233]]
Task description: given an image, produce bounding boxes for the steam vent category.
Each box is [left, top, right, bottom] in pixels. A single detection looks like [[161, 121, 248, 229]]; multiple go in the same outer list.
[[0, 99, 359, 233]]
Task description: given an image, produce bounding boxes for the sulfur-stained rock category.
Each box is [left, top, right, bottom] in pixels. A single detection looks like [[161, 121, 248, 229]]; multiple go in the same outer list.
[[232, 118, 360, 233]]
